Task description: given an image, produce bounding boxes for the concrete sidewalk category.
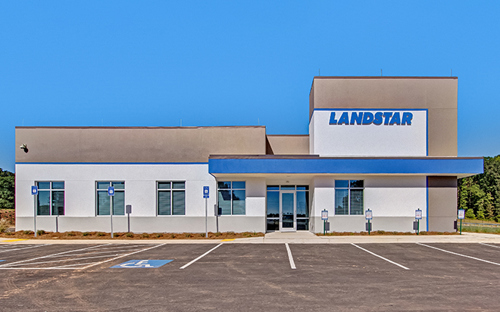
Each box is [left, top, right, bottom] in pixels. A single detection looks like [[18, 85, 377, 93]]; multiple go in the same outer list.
[[2, 232, 500, 244]]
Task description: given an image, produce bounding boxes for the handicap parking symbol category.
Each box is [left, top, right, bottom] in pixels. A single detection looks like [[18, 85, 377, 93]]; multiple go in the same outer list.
[[111, 260, 172, 268]]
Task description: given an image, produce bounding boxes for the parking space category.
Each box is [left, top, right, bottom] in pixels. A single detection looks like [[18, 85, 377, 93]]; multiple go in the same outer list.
[[0, 243, 165, 270], [2, 242, 500, 311]]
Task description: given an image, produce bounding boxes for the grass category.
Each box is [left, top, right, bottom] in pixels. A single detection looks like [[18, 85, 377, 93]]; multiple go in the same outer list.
[[462, 226, 500, 234]]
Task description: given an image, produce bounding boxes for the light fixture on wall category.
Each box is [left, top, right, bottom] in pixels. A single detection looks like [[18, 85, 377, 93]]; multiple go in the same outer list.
[[20, 144, 28, 153]]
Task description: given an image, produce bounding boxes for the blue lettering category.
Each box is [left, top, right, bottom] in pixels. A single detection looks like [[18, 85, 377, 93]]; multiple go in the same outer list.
[[338, 112, 349, 125], [362, 112, 374, 125], [389, 112, 401, 125], [328, 111, 414, 126], [373, 112, 383, 125], [329, 112, 337, 125], [383, 112, 392, 125], [350, 112, 363, 125], [402, 112, 413, 125]]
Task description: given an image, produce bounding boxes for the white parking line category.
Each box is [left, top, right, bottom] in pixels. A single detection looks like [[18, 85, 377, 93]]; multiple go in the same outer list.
[[79, 243, 166, 270], [0, 245, 47, 254], [417, 243, 500, 266], [180, 243, 223, 269], [285, 243, 296, 270], [351, 243, 410, 270], [0, 244, 108, 268], [479, 243, 500, 249], [5, 254, 122, 267]]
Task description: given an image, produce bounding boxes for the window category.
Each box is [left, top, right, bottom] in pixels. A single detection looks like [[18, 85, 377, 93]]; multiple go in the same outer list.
[[96, 181, 125, 215], [157, 181, 185, 215], [35, 182, 65, 216], [335, 180, 364, 215], [218, 181, 246, 215]]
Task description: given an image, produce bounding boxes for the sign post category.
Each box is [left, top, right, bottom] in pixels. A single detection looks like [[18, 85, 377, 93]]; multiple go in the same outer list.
[[108, 186, 115, 238], [365, 209, 373, 235], [458, 209, 465, 235], [321, 210, 328, 235], [203, 186, 209, 238], [31, 185, 38, 237], [415, 208, 422, 235], [126, 204, 132, 233]]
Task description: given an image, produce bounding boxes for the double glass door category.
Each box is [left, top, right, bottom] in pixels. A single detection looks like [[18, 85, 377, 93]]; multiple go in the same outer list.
[[266, 185, 309, 232]]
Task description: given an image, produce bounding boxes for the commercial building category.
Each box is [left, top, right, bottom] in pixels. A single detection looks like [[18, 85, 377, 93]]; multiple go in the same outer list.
[[15, 77, 483, 233]]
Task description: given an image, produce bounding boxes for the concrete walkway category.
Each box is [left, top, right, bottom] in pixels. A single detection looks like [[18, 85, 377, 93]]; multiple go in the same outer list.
[[2, 232, 500, 244]]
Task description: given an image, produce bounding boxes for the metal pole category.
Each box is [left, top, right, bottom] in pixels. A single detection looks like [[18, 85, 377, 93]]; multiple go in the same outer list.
[[460, 219, 462, 235], [323, 220, 326, 235], [56, 215, 59, 233], [368, 220, 371, 235], [417, 219, 419, 235], [205, 198, 208, 238], [215, 204, 219, 233], [34, 200, 37, 238], [110, 204, 114, 239], [128, 212, 130, 233]]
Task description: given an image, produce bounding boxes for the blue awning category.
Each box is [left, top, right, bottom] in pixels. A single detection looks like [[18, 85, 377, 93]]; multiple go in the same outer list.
[[208, 157, 483, 176]]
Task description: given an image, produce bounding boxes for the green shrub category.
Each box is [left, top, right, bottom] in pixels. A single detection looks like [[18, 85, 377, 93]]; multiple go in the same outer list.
[[82, 232, 90, 236], [214, 232, 221, 237], [185, 233, 191, 238], [142, 233, 149, 238], [465, 209, 475, 220], [126, 233, 133, 238], [23, 230, 33, 235], [0, 219, 9, 233], [170, 233, 176, 238], [37, 230, 45, 235], [97, 232, 105, 237], [155, 233, 162, 238], [227, 231, 235, 236], [200, 233, 206, 238], [67, 232, 75, 236]]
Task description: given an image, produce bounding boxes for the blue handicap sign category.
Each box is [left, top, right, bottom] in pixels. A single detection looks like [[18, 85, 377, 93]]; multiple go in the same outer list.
[[31, 186, 38, 195], [111, 260, 172, 268], [108, 186, 115, 196], [203, 186, 209, 198], [0, 260, 4, 262]]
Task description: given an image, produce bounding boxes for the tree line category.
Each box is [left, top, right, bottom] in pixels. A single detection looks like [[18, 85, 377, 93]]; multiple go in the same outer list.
[[458, 155, 500, 222], [0, 168, 15, 209]]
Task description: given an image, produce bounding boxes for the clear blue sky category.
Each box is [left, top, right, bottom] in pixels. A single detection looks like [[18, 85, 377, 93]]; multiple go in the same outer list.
[[1, 1, 499, 172]]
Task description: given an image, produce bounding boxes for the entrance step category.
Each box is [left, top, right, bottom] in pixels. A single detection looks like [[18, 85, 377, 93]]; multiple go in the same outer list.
[[265, 231, 320, 240]]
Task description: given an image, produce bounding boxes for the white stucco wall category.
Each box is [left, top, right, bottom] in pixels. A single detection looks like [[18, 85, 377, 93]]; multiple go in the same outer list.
[[310, 109, 427, 157]]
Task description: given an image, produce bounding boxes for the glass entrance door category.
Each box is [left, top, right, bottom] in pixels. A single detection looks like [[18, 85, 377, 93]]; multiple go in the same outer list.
[[280, 191, 295, 231]]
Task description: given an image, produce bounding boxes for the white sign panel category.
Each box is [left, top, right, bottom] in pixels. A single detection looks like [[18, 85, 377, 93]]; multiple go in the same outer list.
[[415, 209, 422, 220], [310, 109, 427, 157], [458, 209, 465, 220]]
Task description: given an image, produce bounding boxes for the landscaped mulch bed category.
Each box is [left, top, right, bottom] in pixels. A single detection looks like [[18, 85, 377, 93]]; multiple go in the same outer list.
[[0, 231, 264, 240]]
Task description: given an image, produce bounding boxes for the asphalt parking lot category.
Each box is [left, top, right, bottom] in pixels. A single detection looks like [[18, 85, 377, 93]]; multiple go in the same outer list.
[[1, 242, 500, 311]]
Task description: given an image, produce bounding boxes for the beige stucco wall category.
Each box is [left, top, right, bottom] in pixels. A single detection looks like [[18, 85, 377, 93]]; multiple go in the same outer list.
[[309, 77, 458, 157], [266, 135, 309, 155], [16, 126, 266, 163], [428, 176, 458, 232]]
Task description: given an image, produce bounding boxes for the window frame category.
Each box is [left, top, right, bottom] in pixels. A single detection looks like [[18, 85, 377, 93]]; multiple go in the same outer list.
[[35, 181, 65, 216], [334, 180, 364, 216], [156, 181, 186, 216], [217, 181, 246, 215], [95, 181, 125, 216]]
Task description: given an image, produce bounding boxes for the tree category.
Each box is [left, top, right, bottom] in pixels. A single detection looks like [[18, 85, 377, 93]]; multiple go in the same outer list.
[[0, 169, 15, 209], [458, 155, 500, 221]]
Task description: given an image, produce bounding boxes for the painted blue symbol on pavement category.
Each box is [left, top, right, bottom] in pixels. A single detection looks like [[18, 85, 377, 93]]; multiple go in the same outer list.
[[111, 260, 172, 268], [0, 260, 4, 262], [108, 186, 115, 196]]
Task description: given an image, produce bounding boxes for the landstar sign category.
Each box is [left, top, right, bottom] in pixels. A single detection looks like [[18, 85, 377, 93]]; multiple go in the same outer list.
[[329, 111, 413, 126]]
